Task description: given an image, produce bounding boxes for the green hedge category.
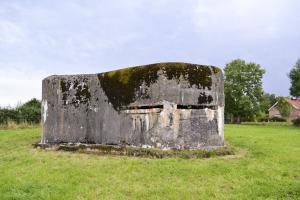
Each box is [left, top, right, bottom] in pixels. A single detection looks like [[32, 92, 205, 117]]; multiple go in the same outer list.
[[0, 98, 41, 124]]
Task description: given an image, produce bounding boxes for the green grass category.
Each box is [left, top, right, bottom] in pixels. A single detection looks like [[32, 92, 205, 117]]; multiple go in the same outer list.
[[0, 125, 299, 199]]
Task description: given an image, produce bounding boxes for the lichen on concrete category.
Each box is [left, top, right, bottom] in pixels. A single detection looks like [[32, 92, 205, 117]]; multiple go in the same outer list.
[[60, 78, 91, 107]]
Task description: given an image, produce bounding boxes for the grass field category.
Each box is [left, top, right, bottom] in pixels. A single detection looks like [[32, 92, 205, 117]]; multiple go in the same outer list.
[[0, 125, 299, 200]]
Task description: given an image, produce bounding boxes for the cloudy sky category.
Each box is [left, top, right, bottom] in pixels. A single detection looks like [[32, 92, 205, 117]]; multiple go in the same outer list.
[[0, 0, 299, 107]]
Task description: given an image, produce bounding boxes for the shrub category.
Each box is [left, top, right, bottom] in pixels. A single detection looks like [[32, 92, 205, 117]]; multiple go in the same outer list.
[[17, 99, 41, 124], [269, 117, 286, 122], [0, 98, 41, 125], [292, 117, 300, 127], [0, 108, 19, 124]]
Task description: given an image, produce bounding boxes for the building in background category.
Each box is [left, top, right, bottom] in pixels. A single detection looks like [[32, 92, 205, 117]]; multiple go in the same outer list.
[[268, 98, 300, 121]]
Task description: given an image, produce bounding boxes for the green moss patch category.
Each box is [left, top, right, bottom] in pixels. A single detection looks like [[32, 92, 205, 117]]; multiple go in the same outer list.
[[98, 62, 220, 110]]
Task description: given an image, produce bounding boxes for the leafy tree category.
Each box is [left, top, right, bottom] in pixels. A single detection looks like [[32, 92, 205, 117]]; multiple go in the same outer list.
[[276, 97, 292, 119], [259, 93, 277, 114], [256, 93, 277, 121], [289, 59, 300, 98], [224, 59, 266, 123]]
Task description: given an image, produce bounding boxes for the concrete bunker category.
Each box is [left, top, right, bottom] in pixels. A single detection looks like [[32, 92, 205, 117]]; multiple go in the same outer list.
[[41, 62, 224, 149]]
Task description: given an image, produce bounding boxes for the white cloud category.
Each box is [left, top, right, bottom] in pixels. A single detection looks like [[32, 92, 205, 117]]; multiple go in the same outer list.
[[0, 20, 25, 44], [0, 64, 47, 107], [193, 0, 288, 41]]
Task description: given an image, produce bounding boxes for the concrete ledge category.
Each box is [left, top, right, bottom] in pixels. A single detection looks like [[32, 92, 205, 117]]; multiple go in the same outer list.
[[33, 142, 234, 159]]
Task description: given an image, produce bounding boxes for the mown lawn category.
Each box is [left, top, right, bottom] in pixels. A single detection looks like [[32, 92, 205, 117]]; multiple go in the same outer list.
[[0, 125, 299, 200]]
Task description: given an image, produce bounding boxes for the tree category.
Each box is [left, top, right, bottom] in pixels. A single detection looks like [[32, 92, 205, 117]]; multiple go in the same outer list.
[[289, 59, 300, 98], [224, 59, 266, 123], [276, 97, 292, 119], [259, 93, 277, 114]]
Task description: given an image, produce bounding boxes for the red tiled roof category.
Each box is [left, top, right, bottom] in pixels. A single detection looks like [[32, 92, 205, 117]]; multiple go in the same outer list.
[[285, 98, 300, 109]]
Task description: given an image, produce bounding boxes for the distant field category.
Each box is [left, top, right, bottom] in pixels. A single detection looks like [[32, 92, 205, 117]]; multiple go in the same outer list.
[[0, 125, 299, 200]]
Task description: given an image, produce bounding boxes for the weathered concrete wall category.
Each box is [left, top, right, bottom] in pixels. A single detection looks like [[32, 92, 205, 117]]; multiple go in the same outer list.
[[41, 62, 224, 149]]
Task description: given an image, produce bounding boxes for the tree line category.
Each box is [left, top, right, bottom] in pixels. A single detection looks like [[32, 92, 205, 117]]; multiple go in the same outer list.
[[224, 58, 300, 123]]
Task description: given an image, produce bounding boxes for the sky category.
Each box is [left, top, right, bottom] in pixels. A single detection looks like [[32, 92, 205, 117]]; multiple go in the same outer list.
[[0, 0, 299, 107]]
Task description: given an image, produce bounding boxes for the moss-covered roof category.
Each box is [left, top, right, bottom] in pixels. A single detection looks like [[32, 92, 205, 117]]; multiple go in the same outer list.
[[97, 62, 221, 111]]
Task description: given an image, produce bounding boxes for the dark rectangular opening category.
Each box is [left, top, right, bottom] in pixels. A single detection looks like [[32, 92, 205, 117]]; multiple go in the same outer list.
[[123, 105, 163, 110], [122, 104, 216, 110], [177, 105, 216, 110]]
